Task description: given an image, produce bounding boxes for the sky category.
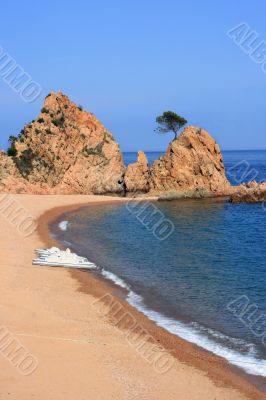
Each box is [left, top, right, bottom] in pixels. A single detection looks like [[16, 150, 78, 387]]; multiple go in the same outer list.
[[1, 0, 266, 152]]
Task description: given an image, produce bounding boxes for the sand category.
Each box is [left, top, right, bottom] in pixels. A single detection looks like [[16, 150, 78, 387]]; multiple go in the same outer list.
[[0, 194, 264, 400]]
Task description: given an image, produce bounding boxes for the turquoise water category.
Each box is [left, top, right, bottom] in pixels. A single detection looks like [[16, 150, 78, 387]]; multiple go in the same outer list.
[[51, 150, 266, 383]]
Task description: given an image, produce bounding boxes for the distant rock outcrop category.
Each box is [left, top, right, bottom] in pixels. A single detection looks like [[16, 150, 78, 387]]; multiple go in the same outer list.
[[148, 126, 231, 197], [230, 181, 266, 203], [124, 151, 150, 193], [4, 92, 125, 194]]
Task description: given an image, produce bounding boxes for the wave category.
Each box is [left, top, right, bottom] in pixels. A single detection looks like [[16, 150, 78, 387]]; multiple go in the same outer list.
[[99, 269, 266, 377], [58, 220, 69, 231], [101, 269, 130, 289], [127, 291, 266, 377]]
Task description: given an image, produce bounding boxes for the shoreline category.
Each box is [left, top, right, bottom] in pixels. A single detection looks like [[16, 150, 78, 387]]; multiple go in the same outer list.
[[37, 197, 265, 399]]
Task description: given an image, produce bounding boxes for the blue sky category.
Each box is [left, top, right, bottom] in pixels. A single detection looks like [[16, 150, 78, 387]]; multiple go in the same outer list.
[[1, 0, 266, 151]]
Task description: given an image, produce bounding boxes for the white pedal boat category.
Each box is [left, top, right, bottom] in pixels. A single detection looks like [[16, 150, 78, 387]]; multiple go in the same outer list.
[[33, 247, 96, 270]]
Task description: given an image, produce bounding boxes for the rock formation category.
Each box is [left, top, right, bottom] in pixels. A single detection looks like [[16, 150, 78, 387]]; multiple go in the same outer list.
[[3, 92, 125, 194], [124, 151, 150, 193], [230, 181, 266, 203], [0, 93, 239, 198], [148, 126, 231, 197]]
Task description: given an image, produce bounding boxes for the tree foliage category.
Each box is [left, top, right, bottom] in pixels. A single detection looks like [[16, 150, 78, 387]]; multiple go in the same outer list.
[[7, 135, 18, 157], [155, 111, 187, 140]]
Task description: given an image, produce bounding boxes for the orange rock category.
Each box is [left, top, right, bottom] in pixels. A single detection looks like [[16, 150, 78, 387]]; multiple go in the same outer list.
[[149, 126, 231, 198], [124, 151, 150, 193], [1, 96, 245, 199], [7, 92, 125, 194], [230, 182, 266, 203]]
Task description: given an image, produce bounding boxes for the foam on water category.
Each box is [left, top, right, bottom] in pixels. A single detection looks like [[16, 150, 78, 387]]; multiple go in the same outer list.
[[59, 221, 69, 231], [101, 269, 130, 290], [51, 186, 266, 383], [98, 269, 266, 377], [126, 290, 266, 377]]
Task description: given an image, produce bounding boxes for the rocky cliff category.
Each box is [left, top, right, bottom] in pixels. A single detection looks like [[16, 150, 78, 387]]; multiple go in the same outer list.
[[0, 93, 234, 198], [148, 126, 230, 197], [5, 92, 125, 194]]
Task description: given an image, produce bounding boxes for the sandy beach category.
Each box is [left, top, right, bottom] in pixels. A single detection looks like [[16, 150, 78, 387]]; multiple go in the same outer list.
[[0, 194, 264, 400]]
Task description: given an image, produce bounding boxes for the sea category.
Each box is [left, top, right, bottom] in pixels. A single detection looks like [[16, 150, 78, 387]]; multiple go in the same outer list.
[[50, 150, 266, 386]]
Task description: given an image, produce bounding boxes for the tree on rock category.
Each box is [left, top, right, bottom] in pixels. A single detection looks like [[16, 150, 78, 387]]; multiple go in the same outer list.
[[155, 111, 187, 140], [7, 135, 18, 157]]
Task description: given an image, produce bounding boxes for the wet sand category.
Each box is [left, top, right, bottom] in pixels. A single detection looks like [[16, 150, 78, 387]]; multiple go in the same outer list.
[[0, 194, 264, 400]]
